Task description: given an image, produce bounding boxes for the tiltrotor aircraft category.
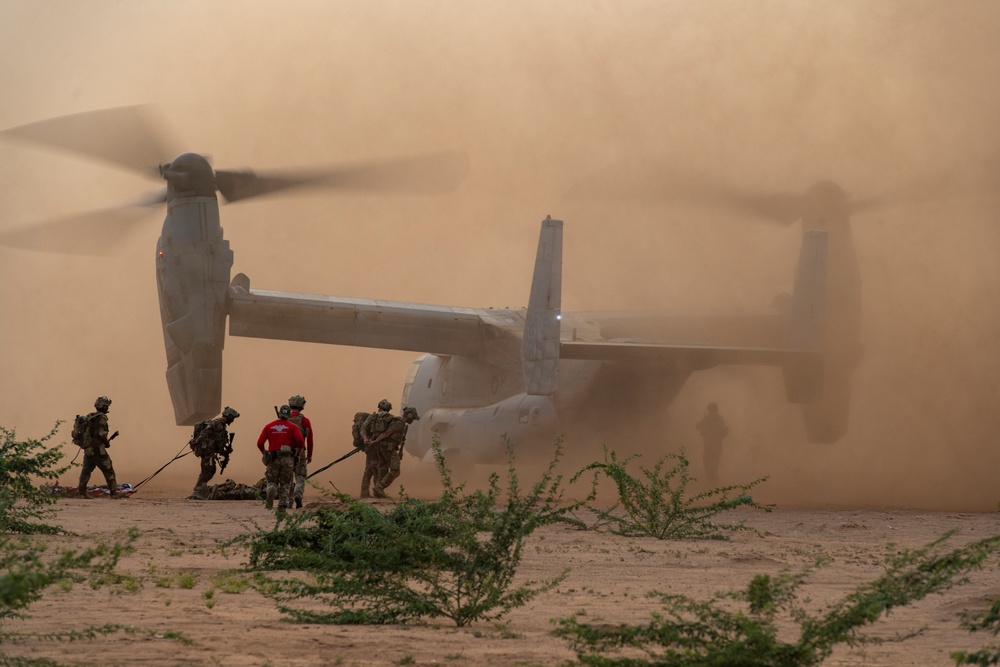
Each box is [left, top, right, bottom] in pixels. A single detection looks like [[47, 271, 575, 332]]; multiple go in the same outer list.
[[1, 107, 859, 466]]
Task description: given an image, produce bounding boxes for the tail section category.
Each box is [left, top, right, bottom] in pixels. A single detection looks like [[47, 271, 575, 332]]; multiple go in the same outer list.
[[522, 217, 563, 396]]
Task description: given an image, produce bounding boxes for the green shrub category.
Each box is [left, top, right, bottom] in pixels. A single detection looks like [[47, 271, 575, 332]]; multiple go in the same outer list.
[[555, 531, 1000, 667], [572, 448, 767, 540], [0, 424, 71, 534], [237, 438, 582, 626], [952, 597, 1000, 665]]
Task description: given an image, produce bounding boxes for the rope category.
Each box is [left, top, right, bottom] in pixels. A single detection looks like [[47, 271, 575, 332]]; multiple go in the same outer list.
[[306, 447, 362, 479], [132, 443, 192, 492]]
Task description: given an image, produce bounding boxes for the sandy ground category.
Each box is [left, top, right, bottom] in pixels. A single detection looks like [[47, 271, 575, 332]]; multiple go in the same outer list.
[[4, 494, 1000, 667]]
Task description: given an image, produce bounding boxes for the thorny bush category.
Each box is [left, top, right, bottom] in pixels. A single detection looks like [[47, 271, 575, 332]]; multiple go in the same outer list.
[[0, 423, 71, 534], [572, 447, 768, 540], [235, 437, 586, 626], [555, 531, 1000, 667]]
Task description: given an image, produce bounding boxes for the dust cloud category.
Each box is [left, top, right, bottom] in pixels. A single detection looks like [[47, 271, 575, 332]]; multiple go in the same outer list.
[[1, 1, 998, 509]]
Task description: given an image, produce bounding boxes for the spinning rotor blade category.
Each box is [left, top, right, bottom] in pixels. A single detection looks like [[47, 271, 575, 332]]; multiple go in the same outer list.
[[0, 189, 166, 255], [2, 105, 178, 176], [568, 156, 884, 223], [215, 151, 470, 203]]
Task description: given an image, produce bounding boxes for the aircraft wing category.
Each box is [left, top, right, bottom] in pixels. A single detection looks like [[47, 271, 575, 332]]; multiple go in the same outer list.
[[226, 274, 522, 361], [560, 339, 817, 369]]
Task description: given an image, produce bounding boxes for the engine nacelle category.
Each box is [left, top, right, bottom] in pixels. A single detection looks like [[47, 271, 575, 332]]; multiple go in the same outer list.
[[156, 195, 232, 424], [407, 393, 559, 465]]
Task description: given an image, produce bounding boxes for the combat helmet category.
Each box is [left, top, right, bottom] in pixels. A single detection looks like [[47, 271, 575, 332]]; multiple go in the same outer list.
[[94, 396, 112, 412], [377, 399, 392, 412], [278, 405, 292, 419], [402, 406, 420, 421], [222, 406, 240, 421], [288, 394, 306, 410]]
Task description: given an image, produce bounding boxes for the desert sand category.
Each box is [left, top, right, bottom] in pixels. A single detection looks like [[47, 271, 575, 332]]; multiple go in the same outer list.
[[4, 491, 1000, 667]]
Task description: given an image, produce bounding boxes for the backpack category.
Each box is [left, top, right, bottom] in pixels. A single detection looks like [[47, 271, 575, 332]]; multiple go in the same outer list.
[[352, 412, 369, 447], [192, 420, 210, 441], [369, 411, 392, 437], [71, 412, 97, 448], [189, 420, 211, 455], [289, 412, 309, 439]]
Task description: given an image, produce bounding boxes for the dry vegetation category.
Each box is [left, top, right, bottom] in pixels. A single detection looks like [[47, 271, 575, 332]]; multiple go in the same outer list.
[[3, 492, 1000, 666]]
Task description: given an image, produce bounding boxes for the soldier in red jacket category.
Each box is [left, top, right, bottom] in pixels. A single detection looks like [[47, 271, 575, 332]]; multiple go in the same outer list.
[[287, 394, 314, 509], [256, 405, 305, 511]]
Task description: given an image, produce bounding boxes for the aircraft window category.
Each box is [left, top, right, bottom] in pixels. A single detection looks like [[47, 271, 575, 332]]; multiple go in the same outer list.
[[441, 379, 447, 396], [402, 383, 412, 404], [491, 376, 499, 394], [427, 378, 433, 389]]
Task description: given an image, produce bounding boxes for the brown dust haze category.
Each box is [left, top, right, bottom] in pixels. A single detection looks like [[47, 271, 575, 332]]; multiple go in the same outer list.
[[1, 1, 998, 509]]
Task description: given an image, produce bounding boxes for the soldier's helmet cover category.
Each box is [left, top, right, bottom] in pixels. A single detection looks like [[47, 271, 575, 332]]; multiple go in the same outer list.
[[288, 395, 306, 409], [377, 399, 392, 412], [402, 406, 420, 420], [222, 406, 240, 421], [278, 405, 292, 419], [94, 396, 112, 411]]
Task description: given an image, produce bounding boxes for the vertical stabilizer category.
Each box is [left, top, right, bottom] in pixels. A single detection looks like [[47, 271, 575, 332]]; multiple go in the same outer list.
[[522, 217, 563, 396]]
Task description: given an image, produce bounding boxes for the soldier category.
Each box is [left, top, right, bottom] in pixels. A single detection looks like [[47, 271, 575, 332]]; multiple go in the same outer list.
[[286, 395, 313, 510], [77, 396, 120, 499], [361, 399, 394, 499], [189, 406, 240, 499], [369, 406, 419, 498], [353, 410, 377, 499], [257, 405, 306, 511], [696, 402, 729, 484]]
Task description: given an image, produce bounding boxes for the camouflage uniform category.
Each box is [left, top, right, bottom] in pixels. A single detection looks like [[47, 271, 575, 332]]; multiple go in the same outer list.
[[201, 479, 262, 501], [361, 409, 394, 498], [370, 407, 419, 498], [257, 408, 306, 511], [78, 406, 118, 498], [287, 397, 313, 509], [374, 417, 408, 495], [354, 411, 379, 498], [264, 453, 296, 510], [190, 416, 232, 498]]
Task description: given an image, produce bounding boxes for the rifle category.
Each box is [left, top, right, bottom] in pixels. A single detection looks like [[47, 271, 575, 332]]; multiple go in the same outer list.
[[219, 432, 235, 473], [104, 431, 120, 447]]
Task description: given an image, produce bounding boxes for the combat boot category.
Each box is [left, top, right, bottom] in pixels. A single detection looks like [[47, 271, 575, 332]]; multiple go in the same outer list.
[[265, 485, 277, 510], [295, 496, 303, 509], [78, 488, 92, 500], [372, 485, 388, 499]]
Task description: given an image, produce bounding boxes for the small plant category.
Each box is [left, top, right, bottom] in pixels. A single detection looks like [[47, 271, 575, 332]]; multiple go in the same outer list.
[[211, 571, 252, 594], [572, 448, 767, 540], [0, 527, 138, 663], [952, 597, 1000, 665], [555, 531, 1000, 667], [177, 573, 197, 589], [237, 437, 582, 626], [0, 423, 71, 534]]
